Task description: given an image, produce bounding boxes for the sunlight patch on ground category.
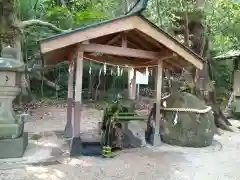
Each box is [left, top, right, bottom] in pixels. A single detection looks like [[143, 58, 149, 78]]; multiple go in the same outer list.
[[33, 141, 59, 148], [26, 166, 65, 180], [0, 144, 52, 166], [0, 133, 64, 169], [61, 158, 93, 167]]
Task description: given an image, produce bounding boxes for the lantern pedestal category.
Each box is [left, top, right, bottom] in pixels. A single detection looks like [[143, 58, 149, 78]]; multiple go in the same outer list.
[[0, 86, 28, 159], [0, 132, 28, 159], [0, 57, 28, 158]]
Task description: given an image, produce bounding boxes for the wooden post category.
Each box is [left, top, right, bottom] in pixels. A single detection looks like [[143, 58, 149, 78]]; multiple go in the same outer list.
[[121, 33, 132, 100], [137, 84, 140, 100], [131, 69, 137, 100], [154, 67, 158, 98], [70, 46, 84, 156], [64, 60, 75, 138], [152, 59, 163, 146], [128, 68, 132, 99]]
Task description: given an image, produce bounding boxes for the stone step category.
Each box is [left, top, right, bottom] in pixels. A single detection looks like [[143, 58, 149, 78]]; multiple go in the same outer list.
[[0, 132, 28, 159]]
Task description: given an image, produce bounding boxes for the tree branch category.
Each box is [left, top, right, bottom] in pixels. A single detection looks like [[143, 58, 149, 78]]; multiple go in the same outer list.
[[20, 19, 69, 33], [183, 12, 190, 47], [31, 72, 60, 90]]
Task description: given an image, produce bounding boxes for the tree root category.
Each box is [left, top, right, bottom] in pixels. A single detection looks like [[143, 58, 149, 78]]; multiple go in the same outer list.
[[31, 72, 60, 90], [20, 19, 69, 33], [214, 109, 234, 132], [215, 128, 223, 135]]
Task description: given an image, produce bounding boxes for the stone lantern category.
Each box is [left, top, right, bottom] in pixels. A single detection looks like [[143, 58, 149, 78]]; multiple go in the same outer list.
[[0, 57, 28, 158]]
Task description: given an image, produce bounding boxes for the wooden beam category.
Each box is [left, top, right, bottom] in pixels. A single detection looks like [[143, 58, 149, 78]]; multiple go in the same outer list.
[[127, 41, 142, 49], [120, 32, 144, 50], [164, 58, 183, 69], [107, 34, 121, 45], [131, 16, 204, 69], [137, 59, 175, 71], [128, 31, 156, 50], [40, 17, 135, 53], [134, 30, 163, 49], [107, 55, 131, 64], [84, 54, 131, 65], [170, 57, 187, 67], [79, 43, 160, 60], [121, 32, 127, 47]]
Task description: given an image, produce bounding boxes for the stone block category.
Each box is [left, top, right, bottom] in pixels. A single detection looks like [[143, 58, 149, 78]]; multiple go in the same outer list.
[[150, 133, 162, 146], [122, 121, 147, 148], [160, 92, 215, 147], [0, 123, 23, 138], [232, 99, 240, 118], [0, 132, 28, 159]]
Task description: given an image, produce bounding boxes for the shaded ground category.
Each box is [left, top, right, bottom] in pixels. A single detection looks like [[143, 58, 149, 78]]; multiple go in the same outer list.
[[0, 105, 240, 180]]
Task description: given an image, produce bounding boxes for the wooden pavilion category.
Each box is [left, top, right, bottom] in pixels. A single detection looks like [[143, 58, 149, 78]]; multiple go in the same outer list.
[[39, 13, 204, 155], [214, 50, 240, 117]]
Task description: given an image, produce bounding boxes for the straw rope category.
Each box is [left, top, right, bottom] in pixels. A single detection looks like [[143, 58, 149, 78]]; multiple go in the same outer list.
[[160, 106, 212, 114], [160, 93, 212, 114]]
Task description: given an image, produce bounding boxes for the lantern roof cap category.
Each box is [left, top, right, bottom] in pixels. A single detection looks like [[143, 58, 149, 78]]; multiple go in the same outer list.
[[0, 57, 25, 71]]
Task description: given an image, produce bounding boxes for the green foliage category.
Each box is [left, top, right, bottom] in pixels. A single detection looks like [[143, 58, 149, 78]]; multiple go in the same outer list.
[[5, 0, 240, 102], [74, 8, 109, 26], [144, 0, 239, 101], [211, 59, 233, 93], [145, 0, 240, 51], [206, 0, 240, 52], [44, 6, 74, 29], [206, 0, 240, 95], [0, 0, 19, 43], [19, 0, 112, 77]]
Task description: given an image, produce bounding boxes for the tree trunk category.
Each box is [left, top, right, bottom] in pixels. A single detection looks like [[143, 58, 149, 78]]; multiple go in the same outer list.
[[174, 1, 232, 131], [95, 69, 102, 101], [1, 0, 68, 104]]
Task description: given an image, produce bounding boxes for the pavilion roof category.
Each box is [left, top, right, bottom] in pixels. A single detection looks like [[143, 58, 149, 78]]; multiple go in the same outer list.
[[39, 14, 204, 71]]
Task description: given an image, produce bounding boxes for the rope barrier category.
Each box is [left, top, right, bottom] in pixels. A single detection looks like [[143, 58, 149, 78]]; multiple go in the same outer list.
[[160, 93, 212, 114], [160, 106, 212, 114], [85, 55, 174, 69]]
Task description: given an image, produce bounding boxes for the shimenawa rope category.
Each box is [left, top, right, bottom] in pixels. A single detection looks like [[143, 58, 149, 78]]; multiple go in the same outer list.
[[160, 94, 212, 114]]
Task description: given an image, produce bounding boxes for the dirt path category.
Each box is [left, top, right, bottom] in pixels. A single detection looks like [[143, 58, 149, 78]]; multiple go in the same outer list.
[[0, 106, 240, 180]]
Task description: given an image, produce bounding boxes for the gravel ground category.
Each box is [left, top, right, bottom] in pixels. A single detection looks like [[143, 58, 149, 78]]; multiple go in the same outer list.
[[0, 106, 240, 180]]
